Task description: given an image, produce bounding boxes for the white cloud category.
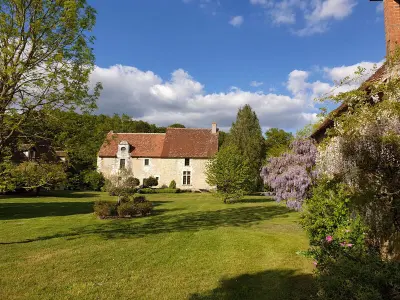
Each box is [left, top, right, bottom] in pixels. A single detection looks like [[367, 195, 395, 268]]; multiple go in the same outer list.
[[229, 16, 244, 27], [250, 81, 264, 87], [90, 59, 381, 132], [250, 0, 357, 36]]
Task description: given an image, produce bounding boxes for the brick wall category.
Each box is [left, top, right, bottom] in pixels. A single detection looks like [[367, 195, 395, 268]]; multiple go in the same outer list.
[[384, 0, 400, 56]]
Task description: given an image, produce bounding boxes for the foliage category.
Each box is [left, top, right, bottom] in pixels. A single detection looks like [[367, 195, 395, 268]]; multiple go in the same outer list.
[[0, 159, 16, 193], [301, 179, 400, 300], [169, 180, 177, 189], [161, 184, 168, 189], [261, 138, 317, 210], [81, 170, 105, 191], [93, 201, 117, 219], [125, 177, 140, 188], [0, 0, 102, 156], [117, 202, 136, 217], [133, 196, 147, 203], [206, 144, 253, 203], [227, 104, 265, 191], [143, 176, 158, 187], [168, 123, 185, 128], [264, 128, 293, 159], [138, 188, 179, 194], [12, 161, 66, 193], [135, 201, 153, 216], [218, 130, 229, 148]]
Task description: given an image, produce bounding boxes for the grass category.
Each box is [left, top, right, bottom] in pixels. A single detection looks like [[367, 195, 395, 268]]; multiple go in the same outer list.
[[0, 191, 315, 300]]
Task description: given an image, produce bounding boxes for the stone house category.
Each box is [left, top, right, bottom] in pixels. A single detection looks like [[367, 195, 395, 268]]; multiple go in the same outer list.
[[97, 123, 219, 190]]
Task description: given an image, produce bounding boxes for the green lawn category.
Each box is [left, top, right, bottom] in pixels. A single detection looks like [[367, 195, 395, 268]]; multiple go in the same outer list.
[[0, 192, 315, 300]]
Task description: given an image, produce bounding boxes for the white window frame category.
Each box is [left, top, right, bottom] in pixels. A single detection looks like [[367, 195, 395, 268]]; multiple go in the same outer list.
[[183, 171, 191, 186]]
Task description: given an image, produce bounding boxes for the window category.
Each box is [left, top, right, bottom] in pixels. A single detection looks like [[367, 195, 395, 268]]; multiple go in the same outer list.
[[120, 159, 125, 169], [183, 171, 191, 185], [144, 158, 149, 166], [184, 158, 190, 166], [121, 146, 126, 153]]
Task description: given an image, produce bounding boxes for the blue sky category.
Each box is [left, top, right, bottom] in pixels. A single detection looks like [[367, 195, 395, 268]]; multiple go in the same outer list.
[[88, 0, 386, 132]]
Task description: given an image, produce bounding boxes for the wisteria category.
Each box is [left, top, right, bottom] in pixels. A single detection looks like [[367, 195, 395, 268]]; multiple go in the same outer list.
[[260, 138, 317, 210]]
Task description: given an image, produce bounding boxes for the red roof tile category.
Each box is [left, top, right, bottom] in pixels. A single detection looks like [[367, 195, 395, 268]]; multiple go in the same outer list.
[[98, 132, 166, 157], [98, 128, 219, 158], [161, 128, 219, 158]]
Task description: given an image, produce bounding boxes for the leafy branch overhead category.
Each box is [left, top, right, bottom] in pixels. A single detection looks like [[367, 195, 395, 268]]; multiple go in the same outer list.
[[0, 0, 102, 154]]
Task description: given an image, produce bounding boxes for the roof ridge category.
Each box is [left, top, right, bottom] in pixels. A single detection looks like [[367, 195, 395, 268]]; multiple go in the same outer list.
[[110, 132, 166, 135], [167, 128, 211, 130]]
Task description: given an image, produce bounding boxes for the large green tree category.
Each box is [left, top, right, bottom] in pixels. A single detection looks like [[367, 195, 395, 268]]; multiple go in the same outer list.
[[227, 104, 265, 191], [0, 0, 101, 156], [206, 144, 252, 203], [264, 128, 293, 158]]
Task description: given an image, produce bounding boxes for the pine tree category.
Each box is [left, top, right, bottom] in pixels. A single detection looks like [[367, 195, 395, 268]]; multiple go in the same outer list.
[[227, 105, 265, 191]]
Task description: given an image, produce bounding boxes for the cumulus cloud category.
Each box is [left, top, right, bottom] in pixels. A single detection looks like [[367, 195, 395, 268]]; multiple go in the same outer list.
[[250, 81, 264, 87], [229, 15, 244, 27], [250, 0, 357, 36], [90, 59, 381, 132]]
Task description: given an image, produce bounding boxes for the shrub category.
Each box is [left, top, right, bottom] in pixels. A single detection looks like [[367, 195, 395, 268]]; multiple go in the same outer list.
[[117, 202, 136, 217], [125, 177, 140, 188], [133, 196, 147, 203], [155, 188, 178, 194], [135, 201, 153, 216], [138, 188, 155, 194], [94, 201, 117, 218], [169, 180, 176, 189], [143, 176, 158, 187], [161, 184, 168, 189], [119, 195, 131, 204], [101, 179, 113, 192], [82, 170, 105, 191]]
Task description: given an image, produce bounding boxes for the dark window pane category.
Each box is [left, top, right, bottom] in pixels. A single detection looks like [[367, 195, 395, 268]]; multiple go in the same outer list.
[[187, 176, 191, 185], [120, 159, 125, 169], [144, 159, 149, 166], [185, 158, 190, 166]]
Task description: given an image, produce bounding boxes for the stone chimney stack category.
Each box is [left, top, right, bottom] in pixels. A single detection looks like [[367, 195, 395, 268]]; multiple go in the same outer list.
[[384, 0, 400, 56], [211, 122, 217, 134]]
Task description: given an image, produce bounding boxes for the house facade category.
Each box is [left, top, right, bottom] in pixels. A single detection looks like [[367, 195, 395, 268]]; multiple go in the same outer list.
[[97, 123, 219, 190]]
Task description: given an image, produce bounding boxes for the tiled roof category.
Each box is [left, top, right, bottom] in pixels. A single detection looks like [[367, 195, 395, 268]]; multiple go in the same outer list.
[[161, 128, 219, 158], [98, 133, 166, 157], [98, 128, 218, 158]]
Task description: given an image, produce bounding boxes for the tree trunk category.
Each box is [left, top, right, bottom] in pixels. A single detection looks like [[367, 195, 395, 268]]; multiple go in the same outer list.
[[35, 187, 41, 196]]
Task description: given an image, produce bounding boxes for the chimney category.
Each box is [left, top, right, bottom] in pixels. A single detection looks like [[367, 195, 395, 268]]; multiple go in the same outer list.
[[211, 122, 217, 134], [384, 0, 400, 57]]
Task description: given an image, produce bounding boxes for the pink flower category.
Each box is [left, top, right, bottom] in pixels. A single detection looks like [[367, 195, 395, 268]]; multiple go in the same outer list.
[[346, 243, 353, 247], [325, 236, 333, 243], [313, 261, 318, 266], [345, 229, 350, 233], [340, 242, 346, 247]]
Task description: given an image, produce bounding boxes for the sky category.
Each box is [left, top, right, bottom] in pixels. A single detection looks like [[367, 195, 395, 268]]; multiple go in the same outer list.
[[87, 0, 386, 133]]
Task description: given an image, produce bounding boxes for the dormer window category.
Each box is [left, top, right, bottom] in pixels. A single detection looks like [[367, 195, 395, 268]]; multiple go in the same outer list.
[[121, 147, 127, 153]]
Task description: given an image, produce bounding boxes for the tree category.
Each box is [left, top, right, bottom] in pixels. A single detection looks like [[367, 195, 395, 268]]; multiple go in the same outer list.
[[260, 138, 317, 210], [0, 0, 102, 156], [168, 123, 185, 128], [264, 128, 293, 158], [12, 161, 66, 195], [227, 105, 265, 191], [144, 176, 158, 187], [218, 130, 229, 148], [206, 145, 253, 203]]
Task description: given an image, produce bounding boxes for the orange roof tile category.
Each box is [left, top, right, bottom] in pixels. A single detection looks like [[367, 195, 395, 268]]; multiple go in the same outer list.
[[98, 128, 219, 158]]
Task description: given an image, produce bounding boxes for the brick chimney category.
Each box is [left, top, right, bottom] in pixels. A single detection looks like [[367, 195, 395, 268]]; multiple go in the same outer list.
[[211, 122, 217, 134], [384, 0, 400, 56]]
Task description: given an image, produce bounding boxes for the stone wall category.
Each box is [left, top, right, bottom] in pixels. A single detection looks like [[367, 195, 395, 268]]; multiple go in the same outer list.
[[97, 156, 212, 190]]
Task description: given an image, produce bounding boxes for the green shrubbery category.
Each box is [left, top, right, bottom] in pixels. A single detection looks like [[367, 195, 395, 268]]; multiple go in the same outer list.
[[301, 179, 400, 299], [93, 201, 117, 219], [143, 176, 158, 187], [93, 196, 153, 219], [81, 170, 105, 191], [138, 188, 189, 194], [169, 180, 176, 189]]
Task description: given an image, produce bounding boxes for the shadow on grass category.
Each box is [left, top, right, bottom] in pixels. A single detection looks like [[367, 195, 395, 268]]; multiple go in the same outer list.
[[189, 269, 316, 300], [233, 197, 275, 204], [0, 190, 99, 199], [1, 205, 292, 244], [0, 201, 95, 220]]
